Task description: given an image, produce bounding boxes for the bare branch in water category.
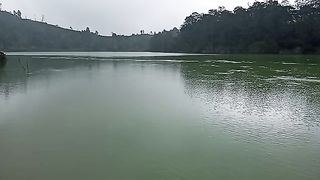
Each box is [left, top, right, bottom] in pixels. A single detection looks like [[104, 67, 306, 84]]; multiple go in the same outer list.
[[18, 58, 30, 74]]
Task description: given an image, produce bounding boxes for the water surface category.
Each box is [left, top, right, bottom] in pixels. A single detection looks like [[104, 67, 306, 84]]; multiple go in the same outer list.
[[1, 53, 320, 180]]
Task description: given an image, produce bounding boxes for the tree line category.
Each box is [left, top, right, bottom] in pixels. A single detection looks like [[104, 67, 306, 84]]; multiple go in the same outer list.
[[0, 0, 319, 53], [150, 0, 320, 54]]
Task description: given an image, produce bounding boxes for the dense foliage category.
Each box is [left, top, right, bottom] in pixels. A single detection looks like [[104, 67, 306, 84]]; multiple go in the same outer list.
[[150, 0, 320, 54]]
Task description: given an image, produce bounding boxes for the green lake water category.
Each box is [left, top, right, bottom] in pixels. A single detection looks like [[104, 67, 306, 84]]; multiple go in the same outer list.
[[0, 53, 320, 180]]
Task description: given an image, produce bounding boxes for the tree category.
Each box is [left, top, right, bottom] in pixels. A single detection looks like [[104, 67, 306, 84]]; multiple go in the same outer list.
[[85, 27, 90, 33], [233, 6, 246, 14], [182, 12, 202, 28], [218, 6, 226, 12], [295, 0, 320, 8], [17, 10, 21, 18], [281, 0, 291, 6], [13, 10, 22, 18]]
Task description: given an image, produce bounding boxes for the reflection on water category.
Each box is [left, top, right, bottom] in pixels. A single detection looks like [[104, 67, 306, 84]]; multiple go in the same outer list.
[[0, 53, 320, 180], [181, 58, 320, 144]]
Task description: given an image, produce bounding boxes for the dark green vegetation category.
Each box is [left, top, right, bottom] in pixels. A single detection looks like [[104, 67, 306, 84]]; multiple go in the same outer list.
[[150, 0, 320, 53], [0, 0, 319, 53], [0, 11, 151, 51]]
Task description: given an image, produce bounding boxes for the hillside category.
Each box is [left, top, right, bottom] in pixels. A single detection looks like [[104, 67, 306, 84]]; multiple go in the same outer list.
[[0, 10, 152, 51], [1, 0, 320, 54]]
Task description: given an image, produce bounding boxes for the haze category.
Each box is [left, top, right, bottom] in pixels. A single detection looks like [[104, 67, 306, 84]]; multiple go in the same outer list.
[[1, 0, 294, 35]]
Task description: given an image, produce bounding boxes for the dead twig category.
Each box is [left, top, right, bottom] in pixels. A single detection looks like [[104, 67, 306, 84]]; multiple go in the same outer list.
[[18, 58, 30, 74]]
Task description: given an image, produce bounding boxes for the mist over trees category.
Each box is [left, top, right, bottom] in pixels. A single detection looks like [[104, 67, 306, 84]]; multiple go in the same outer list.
[[0, 10, 151, 51], [0, 0, 320, 53]]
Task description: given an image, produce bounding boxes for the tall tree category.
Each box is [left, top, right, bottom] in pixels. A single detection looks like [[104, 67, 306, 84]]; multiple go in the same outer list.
[[17, 10, 21, 18]]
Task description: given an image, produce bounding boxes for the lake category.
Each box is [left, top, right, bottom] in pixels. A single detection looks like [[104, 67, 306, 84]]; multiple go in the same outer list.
[[1, 52, 320, 180]]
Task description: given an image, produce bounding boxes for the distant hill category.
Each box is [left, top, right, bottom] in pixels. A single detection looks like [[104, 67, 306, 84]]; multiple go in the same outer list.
[[1, 0, 320, 54], [0, 10, 152, 52]]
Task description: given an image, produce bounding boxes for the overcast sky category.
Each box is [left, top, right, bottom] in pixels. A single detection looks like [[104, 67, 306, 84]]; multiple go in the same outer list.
[[1, 0, 295, 35]]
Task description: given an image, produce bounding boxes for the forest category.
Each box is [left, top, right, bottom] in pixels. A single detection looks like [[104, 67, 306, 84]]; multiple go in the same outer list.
[[0, 0, 319, 53], [150, 0, 320, 53]]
